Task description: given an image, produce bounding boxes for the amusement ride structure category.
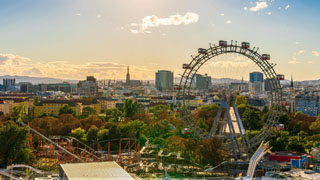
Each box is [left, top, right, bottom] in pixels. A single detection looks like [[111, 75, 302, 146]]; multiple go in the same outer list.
[[179, 40, 283, 159]]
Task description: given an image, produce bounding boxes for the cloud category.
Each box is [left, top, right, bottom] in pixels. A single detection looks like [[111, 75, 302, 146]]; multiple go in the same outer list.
[[297, 50, 305, 55], [75, 13, 81, 16], [265, 12, 272, 15], [308, 61, 313, 64], [97, 15, 102, 18], [0, 53, 155, 80], [250, 1, 268, 12], [130, 29, 139, 34], [225, 20, 232, 24], [285, 5, 290, 10], [244, 7, 248, 11], [312, 51, 320, 57], [220, 13, 225, 16], [288, 60, 299, 64], [130, 12, 199, 34]]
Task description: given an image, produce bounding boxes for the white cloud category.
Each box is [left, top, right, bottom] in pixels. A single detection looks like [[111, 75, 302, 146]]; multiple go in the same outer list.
[[297, 50, 305, 55], [130, 12, 199, 34], [225, 20, 232, 24], [265, 12, 272, 15], [250, 1, 268, 12], [244, 7, 248, 11], [97, 15, 102, 18], [0, 53, 155, 80], [288, 50, 305, 64], [130, 29, 139, 34], [220, 13, 225, 16], [312, 51, 320, 57], [285, 5, 290, 10], [308, 61, 313, 64], [288, 60, 300, 64], [75, 13, 81, 16]]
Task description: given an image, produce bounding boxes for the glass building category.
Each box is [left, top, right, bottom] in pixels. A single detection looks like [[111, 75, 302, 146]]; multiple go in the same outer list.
[[155, 70, 174, 92]]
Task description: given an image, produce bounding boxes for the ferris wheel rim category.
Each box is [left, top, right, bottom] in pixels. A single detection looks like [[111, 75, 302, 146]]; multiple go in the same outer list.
[[178, 41, 283, 151]]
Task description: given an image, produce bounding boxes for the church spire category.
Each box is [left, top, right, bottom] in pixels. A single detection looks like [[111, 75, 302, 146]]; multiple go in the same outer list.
[[126, 65, 130, 86], [291, 75, 294, 88]]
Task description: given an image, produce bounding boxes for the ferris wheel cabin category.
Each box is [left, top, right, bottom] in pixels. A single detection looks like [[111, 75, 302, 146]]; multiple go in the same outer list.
[[262, 54, 270, 60], [219, 40, 228, 47], [276, 74, 285, 80], [241, 42, 250, 49], [183, 64, 191, 69], [198, 48, 207, 54]]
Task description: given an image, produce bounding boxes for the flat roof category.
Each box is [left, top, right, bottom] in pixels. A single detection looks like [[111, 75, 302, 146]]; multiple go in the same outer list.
[[60, 161, 134, 180]]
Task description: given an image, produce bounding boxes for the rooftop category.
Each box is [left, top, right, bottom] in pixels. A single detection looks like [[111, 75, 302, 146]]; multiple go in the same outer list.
[[60, 161, 134, 180]]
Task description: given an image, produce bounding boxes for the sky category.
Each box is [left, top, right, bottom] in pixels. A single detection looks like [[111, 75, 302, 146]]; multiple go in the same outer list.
[[0, 0, 319, 81]]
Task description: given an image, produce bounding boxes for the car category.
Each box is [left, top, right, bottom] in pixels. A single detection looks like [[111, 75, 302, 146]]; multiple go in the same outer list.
[[182, 64, 191, 69]]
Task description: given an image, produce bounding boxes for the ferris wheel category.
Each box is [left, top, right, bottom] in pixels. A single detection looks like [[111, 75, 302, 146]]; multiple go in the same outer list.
[[178, 40, 283, 159]]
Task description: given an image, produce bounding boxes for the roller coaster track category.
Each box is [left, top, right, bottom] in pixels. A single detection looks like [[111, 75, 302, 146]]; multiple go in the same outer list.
[[16, 120, 83, 162], [0, 170, 20, 180]]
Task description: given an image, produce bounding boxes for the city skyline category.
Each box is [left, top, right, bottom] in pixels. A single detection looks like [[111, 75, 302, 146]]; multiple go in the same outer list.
[[0, 0, 319, 81]]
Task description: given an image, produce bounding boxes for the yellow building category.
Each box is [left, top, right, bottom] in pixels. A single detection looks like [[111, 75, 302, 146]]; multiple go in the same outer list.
[[33, 100, 78, 117], [0, 98, 27, 115], [97, 98, 119, 111], [33, 99, 101, 117]]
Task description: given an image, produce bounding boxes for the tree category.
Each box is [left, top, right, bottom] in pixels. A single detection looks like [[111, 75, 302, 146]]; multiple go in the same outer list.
[[269, 130, 290, 151], [149, 105, 169, 120], [105, 108, 122, 122], [69, 128, 86, 142], [123, 99, 139, 118], [146, 120, 172, 140], [97, 129, 110, 143], [79, 107, 96, 119], [196, 104, 219, 120], [87, 125, 99, 146], [0, 122, 34, 167], [59, 105, 76, 117], [11, 102, 28, 123], [33, 96, 39, 105], [242, 108, 262, 130], [118, 120, 146, 139], [287, 135, 306, 153], [310, 115, 320, 133], [198, 138, 226, 165], [235, 96, 248, 106]]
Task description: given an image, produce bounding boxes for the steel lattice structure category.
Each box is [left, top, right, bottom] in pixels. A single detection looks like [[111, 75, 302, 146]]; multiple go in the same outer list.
[[178, 40, 282, 155]]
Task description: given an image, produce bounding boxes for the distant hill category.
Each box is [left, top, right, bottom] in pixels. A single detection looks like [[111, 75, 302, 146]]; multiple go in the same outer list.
[[0, 75, 79, 85]]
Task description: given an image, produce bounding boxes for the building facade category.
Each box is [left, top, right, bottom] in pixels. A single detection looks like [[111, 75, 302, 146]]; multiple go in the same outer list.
[[77, 76, 98, 96], [295, 94, 319, 117], [155, 70, 174, 92], [249, 72, 264, 94], [3, 78, 16, 91], [192, 74, 212, 90]]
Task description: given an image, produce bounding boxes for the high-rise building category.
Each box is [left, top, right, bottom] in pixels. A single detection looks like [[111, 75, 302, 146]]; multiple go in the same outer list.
[[192, 74, 212, 90], [249, 72, 264, 94], [155, 70, 174, 92], [126, 65, 130, 86], [3, 78, 16, 91], [77, 76, 98, 96], [250, 72, 263, 83]]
